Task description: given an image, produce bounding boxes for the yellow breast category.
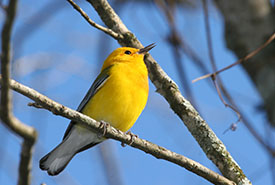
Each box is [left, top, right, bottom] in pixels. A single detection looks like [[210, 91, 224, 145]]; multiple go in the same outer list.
[[81, 62, 149, 132]]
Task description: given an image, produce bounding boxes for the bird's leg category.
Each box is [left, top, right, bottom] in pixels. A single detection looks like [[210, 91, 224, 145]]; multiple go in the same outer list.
[[121, 131, 139, 147], [98, 120, 110, 137]]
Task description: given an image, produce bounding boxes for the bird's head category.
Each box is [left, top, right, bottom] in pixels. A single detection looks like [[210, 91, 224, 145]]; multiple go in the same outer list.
[[101, 43, 155, 70]]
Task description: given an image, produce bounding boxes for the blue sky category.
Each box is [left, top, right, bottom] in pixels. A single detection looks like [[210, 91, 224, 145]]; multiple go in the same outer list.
[[0, 0, 274, 185]]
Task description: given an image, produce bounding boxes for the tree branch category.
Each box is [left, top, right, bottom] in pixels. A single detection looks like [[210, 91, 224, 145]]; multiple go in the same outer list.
[[192, 32, 275, 83], [67, 0, 122, 40], [84, 0, 251, 184], [0, 0, 37, 185], [18, 140, 35, 185], [0, 75, 235, 185]]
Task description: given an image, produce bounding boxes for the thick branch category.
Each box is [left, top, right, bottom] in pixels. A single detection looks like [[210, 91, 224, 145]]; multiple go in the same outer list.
[[85, 0, 251, 184], [0, 76, 235, 185], [0, 0, 37, 185]]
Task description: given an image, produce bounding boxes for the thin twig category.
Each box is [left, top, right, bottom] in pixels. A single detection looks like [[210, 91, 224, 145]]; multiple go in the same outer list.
[[212, 78, 241, 122], [193, 32, 275, 83], [201, 0, 241, 123], [219, 83, 275, 155], [28, 102, 43, 109], [202, 0, 216, 71], [67, 0, 122, 40], [0, 76, 235, 185]]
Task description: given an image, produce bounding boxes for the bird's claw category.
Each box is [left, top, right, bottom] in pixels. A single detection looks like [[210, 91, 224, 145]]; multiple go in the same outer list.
[[121, 131, 138, 147], [98, 121, 110, 137]]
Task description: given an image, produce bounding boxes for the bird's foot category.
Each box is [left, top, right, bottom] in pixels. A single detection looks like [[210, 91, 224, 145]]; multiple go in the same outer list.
[[98, 120, 110, 137], [121, 131, 139, 147]]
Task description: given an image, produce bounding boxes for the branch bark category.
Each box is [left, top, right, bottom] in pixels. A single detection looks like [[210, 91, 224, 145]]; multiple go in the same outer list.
[[0, 0, 37, 185], [83, 0, 251, 184], [0, 75, 235, 185]]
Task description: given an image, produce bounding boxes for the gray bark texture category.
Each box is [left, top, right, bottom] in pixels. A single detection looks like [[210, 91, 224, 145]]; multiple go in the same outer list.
[[214, 0, 275, 126]]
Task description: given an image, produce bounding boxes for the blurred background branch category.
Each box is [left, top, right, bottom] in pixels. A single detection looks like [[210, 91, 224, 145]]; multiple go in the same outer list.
[[0, 0, 37, 185], [154, 0, 199, 110], [213, 0, 275, 128]]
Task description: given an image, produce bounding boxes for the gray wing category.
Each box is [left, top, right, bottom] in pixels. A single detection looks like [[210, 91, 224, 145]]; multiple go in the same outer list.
[[76, 67, 111, 112], [63, 65, 112, 140]]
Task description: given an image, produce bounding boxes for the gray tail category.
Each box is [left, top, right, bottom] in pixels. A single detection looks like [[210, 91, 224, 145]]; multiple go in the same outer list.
[[39, 141, 75, 176], [40, 126, 104, 176]]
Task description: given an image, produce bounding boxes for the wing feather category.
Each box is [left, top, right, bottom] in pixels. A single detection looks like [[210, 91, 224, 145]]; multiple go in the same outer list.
[[63, 65, 113, 140]]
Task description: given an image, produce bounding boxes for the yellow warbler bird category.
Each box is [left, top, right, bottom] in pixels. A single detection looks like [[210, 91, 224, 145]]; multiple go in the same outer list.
[[40, 44, 155, 176]]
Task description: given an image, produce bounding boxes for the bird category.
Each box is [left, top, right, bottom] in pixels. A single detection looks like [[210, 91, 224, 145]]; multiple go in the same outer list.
[[39, 43, 155, 176]]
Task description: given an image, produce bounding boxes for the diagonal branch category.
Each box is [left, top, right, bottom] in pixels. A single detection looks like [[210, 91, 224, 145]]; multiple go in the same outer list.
[[192, 32, 275, 83], [0, 0, 37, 185], [0, 76, 235, 185], [84, 0, 251, 184], [67, 0, 122, 40]]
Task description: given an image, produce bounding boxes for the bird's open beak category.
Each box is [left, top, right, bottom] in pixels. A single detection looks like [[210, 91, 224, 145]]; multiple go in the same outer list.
[[138, 43, 156, 54]]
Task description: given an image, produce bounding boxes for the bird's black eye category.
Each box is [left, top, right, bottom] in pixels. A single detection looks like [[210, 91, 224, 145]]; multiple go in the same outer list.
[[124, 50, 131, 55]]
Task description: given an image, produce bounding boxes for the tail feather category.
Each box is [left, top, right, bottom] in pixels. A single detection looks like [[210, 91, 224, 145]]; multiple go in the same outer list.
[[39, 146, 75, 176], [40, 125, 104, 175]]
